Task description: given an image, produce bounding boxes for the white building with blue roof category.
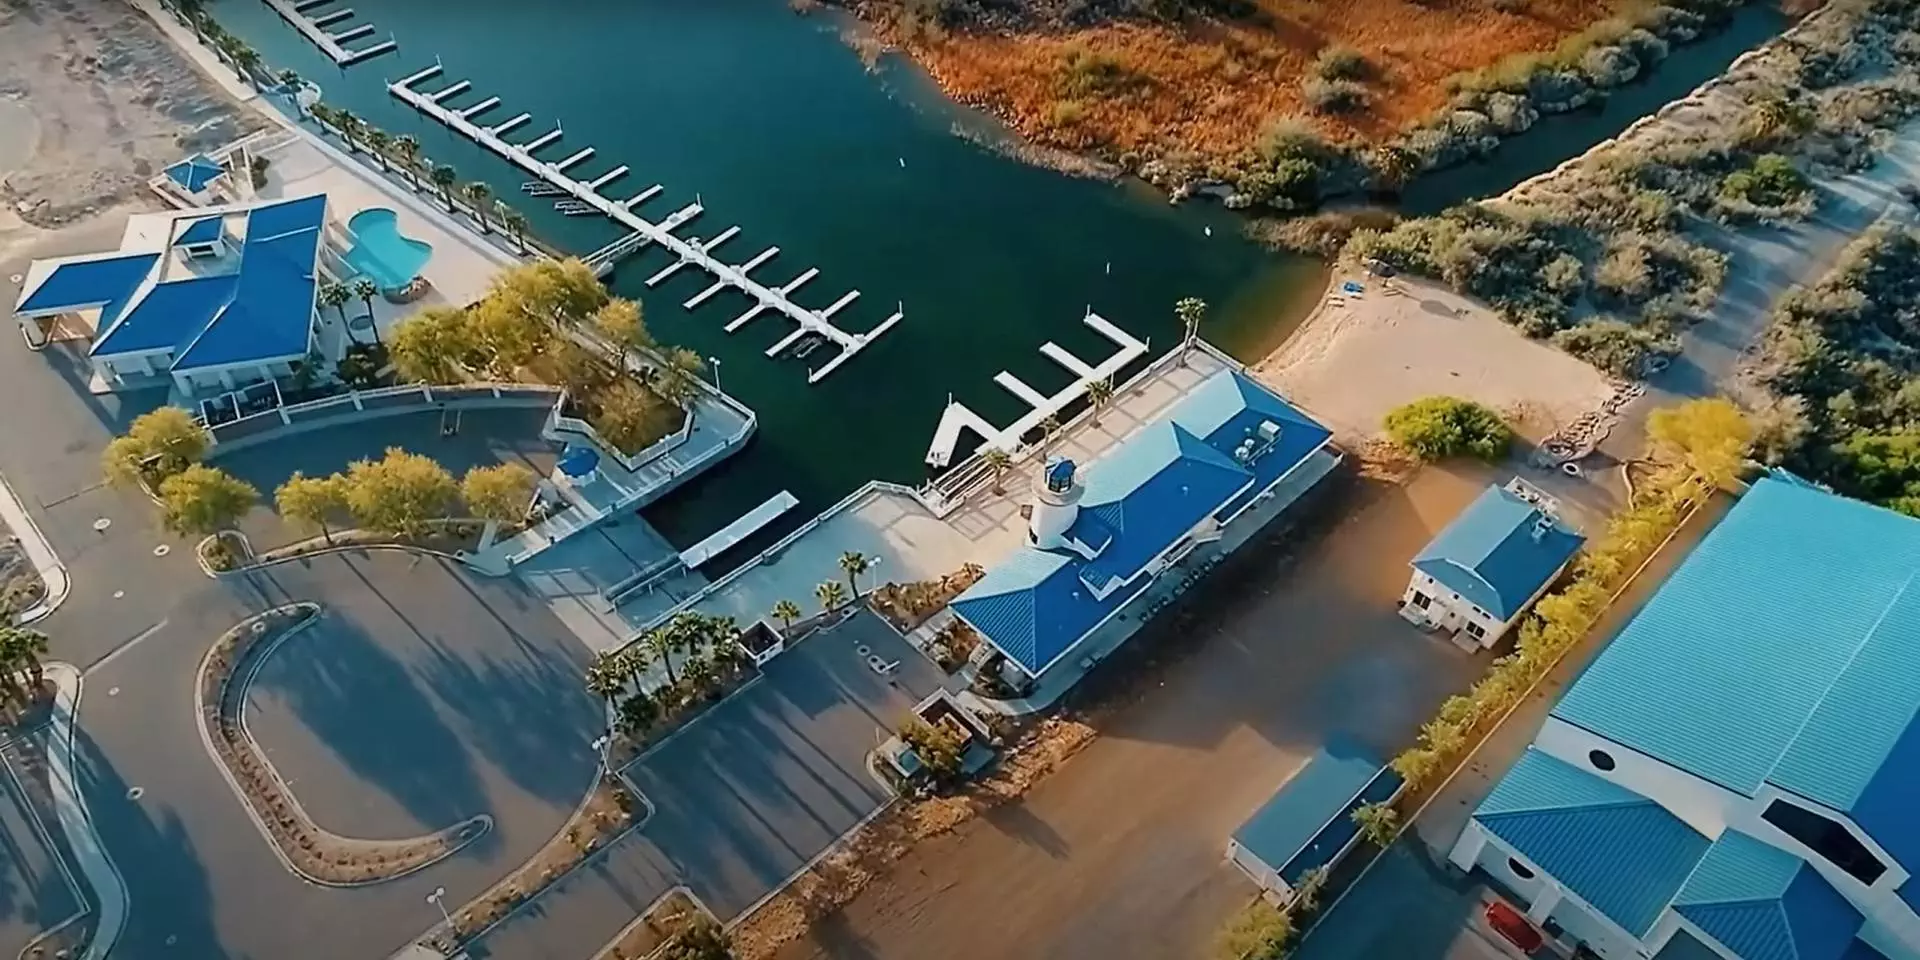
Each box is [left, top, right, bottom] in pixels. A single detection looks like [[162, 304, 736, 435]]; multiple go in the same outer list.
[[1448, 476, 1920, 960], [12, 195, 328, 396], [1402, 479, 1585, 649], [950, 368, 1334, 687]]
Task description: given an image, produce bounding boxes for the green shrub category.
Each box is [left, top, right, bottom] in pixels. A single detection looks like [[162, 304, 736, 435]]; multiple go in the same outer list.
[[1383, 396, 1514, 461], [1302, 77, 1370, 114], [1055, 44, 1147, 99], [1551, 320, 1678, 378], [1312, 45, 1369, 81]]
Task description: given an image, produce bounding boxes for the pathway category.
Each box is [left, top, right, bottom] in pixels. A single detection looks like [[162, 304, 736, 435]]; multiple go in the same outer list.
[[44, 662, 128, 960]]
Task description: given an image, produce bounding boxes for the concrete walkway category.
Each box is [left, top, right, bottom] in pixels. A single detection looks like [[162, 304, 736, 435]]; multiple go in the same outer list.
[[0, 471, 68, 624], [44, 662, 128, 960]]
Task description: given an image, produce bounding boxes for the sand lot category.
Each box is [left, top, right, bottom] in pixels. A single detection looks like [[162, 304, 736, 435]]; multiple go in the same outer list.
[[0, 0, 260, 228], [1253, 275, 1616, 446]]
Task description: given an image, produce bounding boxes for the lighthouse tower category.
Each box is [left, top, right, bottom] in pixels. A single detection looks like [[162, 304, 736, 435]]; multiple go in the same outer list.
[[1029, 456, 1083, 549]]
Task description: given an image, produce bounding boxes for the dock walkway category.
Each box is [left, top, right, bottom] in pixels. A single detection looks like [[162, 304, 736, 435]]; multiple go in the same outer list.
[[263, 0, 396, 66], [389, 62, 902, 383]]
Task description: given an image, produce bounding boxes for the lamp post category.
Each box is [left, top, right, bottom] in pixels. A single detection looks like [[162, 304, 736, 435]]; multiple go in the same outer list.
[[427, 886, 451, 926], [708, 356, 722, 392]]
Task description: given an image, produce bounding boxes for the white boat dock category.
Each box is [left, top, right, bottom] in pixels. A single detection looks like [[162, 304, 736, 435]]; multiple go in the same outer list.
[[263, 0, 396, 66], [490, 113, 531, 136], [925, 310, 1149, 467], [389, 60, 901, 383], [428, 79, 470, 103], [458, 96, 501, 119], [623, 185, 664, 210], [677, 491, 800, 570], [588, 165, 629, 190]]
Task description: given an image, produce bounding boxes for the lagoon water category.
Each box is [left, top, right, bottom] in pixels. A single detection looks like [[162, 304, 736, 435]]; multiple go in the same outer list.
[[207, 0, 1779, 554]]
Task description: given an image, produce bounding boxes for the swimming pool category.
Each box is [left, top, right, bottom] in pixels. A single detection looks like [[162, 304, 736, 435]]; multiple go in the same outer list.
[[341, 207, 432, 294]]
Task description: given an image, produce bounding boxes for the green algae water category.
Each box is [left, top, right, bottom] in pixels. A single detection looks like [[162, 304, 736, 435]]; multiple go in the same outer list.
[[208, 0, 1323, 548]]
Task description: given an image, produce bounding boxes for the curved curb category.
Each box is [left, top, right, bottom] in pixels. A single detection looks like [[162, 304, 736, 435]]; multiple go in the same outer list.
[[202, 531, 487, 580], [0, 472, 70, 626], [42, 662, 130, 960], [194, 605, 492, 888]]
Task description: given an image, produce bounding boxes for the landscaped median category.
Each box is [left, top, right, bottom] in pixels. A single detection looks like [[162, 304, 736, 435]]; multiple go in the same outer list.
[[196, 603, 491, 886]]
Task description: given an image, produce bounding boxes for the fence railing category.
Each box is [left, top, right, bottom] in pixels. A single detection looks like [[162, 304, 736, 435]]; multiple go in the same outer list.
[[207, 382, 559, 454]]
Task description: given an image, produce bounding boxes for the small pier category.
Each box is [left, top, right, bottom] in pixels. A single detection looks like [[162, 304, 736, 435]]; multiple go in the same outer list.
[[389, 60, 902, 383], [677, 491, 800, 571], [623, 185, 664, 210], [925, 311, 1150, 467], [261, 0, 396, 66], [457, 96, 501, 120]]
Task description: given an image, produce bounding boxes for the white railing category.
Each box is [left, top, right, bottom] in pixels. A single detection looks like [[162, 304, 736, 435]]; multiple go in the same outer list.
[[207, 382, 559, 452]]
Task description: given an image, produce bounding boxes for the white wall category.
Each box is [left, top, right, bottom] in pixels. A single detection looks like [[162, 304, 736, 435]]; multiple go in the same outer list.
[[1462, 820, 1656, 959], [1401, 570, 1511, 649]]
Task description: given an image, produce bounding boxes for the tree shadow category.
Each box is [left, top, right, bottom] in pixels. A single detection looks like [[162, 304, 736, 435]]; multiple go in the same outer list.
[[66, 728, 240, 960], [982, 802, 1070, 860], [244, 613, 492, 836]]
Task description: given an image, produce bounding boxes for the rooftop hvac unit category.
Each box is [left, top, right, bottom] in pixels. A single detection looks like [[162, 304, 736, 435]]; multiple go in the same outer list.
[[1234, 438, 1258, 463], [1530, 515, 1555, 542], [1257, 420, 1281, 442]]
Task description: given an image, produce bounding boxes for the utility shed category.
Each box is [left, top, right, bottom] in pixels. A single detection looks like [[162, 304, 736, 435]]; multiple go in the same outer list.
[[1227, 742, 1403, 903]]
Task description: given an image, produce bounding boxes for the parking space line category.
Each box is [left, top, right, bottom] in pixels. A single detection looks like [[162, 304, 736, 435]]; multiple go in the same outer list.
[[83, 620, 169, 676]]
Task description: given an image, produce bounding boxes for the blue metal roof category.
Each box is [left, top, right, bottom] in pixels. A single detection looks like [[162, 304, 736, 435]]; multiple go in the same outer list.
[[1475, 749, 1709, 937], [62, 196, 326, 372], [15, 253, 161, 318], [1552, 478, 1920, 800], [163, 154, 226, 193], [1233, 741, 1401, 887], [952, 369, 1329, 676], [1073, 422, 1252, 588], [175, 215, 225, 247], [1413, 484, 1584, 621], [1672, 830, 1861, 960]]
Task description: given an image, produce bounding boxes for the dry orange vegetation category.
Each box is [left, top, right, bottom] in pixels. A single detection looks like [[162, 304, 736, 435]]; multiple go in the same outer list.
[[858, 0, 1629, 162]]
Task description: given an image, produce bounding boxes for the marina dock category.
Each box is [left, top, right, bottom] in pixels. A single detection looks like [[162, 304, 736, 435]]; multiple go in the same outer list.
[[268, 0, 396, 66], [389, 61, 902, 383], [924, 310, 1150, 467]]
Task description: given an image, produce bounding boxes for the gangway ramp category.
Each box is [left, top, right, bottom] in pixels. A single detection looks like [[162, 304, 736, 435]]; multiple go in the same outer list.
[[677, 492, 799, 570]]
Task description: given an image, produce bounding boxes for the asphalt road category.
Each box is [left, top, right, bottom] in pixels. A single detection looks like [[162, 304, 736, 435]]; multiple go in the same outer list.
[[771, 468, 1497, 960], [464, 612, 947, 960]]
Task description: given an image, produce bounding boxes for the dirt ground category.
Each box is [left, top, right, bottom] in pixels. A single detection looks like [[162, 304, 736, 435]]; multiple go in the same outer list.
[[766, 465, 1498, 960], [0, 0, 260, 228], [847, 0, 1626, 160], [1252, 274, 1616, 446]]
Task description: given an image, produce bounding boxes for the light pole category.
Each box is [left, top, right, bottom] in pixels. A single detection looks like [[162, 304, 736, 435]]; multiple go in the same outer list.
[[708, 356, 722, 392], [427, 886, 451, 926]]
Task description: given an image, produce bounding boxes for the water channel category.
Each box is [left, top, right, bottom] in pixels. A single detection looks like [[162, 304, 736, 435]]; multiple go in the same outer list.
[[205, 0, 1783, 553]]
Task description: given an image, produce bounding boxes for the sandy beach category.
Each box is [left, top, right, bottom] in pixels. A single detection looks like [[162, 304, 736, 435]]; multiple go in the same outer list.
[[1252, 274, 1615, 445]]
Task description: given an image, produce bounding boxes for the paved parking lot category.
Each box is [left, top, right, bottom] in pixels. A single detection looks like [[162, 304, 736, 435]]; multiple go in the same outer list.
[[463, 611, 949, 959]]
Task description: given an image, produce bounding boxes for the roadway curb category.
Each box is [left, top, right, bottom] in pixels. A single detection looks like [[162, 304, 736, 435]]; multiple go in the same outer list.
[[0, 472, 70, 626], [44, 662, 130, 960]]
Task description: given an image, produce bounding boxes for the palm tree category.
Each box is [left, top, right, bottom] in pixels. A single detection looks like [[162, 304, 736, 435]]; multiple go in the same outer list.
[[391, 135, 422, 189], [277, 68, 300, 90], [816, 580, 847, 613], [335, 110, 365, 153], [616, 691, 659, 737], [351, 277, 382, 345], [364, 128, 393, 170], [430, 164, 459, 212], [771, 600, 802, 637], [1174, 296, 1207, 365], [463, 182, 494, 232], [839, 551, 871, 599], [982, 447, 1013, 494], [309, 103, 336, 133], [1084, 377, 1114, 426], [318, 281, 352, 325], [230, 45, 262, 87], [585, 652, 625, 702], [499, 207, 530, 255], [641, 626, 680, 686]]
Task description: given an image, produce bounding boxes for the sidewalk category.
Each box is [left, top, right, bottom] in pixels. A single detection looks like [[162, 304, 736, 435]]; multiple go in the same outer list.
[[0, 471, 68, 624], [44, 662, 128, 960]]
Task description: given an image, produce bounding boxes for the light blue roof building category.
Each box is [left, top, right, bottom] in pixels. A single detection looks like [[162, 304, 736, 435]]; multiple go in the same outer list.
[[12, 195, 328, 396], [951, 369, 1333, 683], [1447, 477, 1919, 960], [1402, 481, 1584, 649]]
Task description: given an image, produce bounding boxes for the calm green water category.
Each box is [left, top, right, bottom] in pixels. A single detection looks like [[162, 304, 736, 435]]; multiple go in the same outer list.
[[207, 0, 1778, 552]]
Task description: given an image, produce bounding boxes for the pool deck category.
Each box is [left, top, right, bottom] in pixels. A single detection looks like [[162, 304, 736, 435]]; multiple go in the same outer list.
[[247, 131, 521, 350]]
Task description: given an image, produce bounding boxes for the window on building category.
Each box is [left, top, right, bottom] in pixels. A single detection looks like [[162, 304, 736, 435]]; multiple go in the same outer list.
[[1465, 622, 1487, 641], [1411, 592, 1431, 609], [1762, 800, 1887, 885], [1508, 858, 1536, 881], [1587, 749, 1616, 772]]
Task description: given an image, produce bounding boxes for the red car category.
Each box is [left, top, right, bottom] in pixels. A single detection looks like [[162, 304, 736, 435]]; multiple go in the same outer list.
[[1484, 901, 1545, 953]]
